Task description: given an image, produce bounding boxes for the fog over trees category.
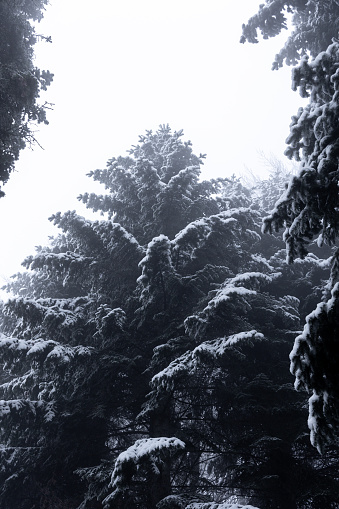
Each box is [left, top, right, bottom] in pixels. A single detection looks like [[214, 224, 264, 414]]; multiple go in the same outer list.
[[0, 1, 338, 509]]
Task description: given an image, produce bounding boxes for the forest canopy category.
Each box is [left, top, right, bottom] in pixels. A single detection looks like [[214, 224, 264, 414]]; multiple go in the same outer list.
[[0, 125, 338, 509], [0, 0, 339, 507]]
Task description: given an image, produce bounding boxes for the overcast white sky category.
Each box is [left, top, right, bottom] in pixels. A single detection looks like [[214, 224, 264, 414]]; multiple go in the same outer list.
[[0, 0, 305, 291]]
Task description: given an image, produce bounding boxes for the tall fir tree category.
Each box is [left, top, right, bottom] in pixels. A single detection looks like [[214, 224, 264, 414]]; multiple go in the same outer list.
[[242, 0, 339, 452]]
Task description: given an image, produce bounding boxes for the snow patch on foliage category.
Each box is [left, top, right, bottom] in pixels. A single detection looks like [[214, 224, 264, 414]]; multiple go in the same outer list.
[[289, 277, 339, 451], [186, 504, 260, 509], [44, 401, 57, 422], [230, 272, 273, 285], [27, 339, 54, 356], [151, 330, 265, 391], [250, 254, 274, 271], [172, 208, 258, 268], [138, 234, 173, 277], [151, 351, 194, 389], [110, 222, 140, 246], [193, 330, 265, 357], [94, 221, 144, 256], [0, 335, 93, 364], [0, 399, 24, 416], [207, 272, 275, 309], [0, 399, 46, 418], [47, 344, 93, 362], [206, 286, 256, 309], [104, 437, 185, 506], [0, 336, 56, 354], [113, 437, 185, 467], [201, 272, 274, 312]]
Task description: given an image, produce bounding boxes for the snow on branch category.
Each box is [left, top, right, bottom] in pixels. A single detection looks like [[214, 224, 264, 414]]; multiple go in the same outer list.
[[184, 272, 275, 340], [23, 250, 90, 272], [289, 279, 339, 451], [172, 208, 260, 269], [151, 351, 194, 391], [0, 334, 93, 368], [158, 496, 261, 509], [185, 503, 261, 509], [0, 397, 57, 423], [0, 399, 31, 417], [93, 220, 144, 257], [194, 330, 265, 359], [263, 42, 339, 261], [151, 330, 265, 392], [103, 437, 185, 507]]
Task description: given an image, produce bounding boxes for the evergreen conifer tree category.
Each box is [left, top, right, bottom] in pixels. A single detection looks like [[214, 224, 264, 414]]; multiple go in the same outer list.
[[0, 0, 53, 197], [242, 0, 339, 452]]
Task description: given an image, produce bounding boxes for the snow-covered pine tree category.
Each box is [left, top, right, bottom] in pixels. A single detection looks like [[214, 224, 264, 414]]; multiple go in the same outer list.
[[242, 0, 339, 452], [1, 126, 337, 509], [99, 135, 338, 508], [0, 214, 146, 508], [0, 126, 240, 508], [240, 0, 339, 70]]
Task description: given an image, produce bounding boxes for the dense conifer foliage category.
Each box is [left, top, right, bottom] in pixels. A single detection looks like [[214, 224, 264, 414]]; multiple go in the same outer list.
[[242, 0, 339, 452], [0, 0, 53, 197], [0, 126, 337, 508]]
